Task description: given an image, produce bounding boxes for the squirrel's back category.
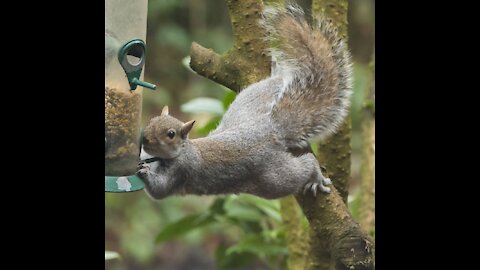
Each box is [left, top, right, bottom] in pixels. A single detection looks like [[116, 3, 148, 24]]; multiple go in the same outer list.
[[213, 3, 352, 149]]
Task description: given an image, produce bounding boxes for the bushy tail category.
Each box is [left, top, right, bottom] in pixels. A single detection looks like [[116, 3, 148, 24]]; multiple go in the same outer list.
[[262, 3, 353, 149]]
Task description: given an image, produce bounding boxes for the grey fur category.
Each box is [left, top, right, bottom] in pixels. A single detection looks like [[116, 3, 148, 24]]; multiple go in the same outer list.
[[137, 4, 352, 200]]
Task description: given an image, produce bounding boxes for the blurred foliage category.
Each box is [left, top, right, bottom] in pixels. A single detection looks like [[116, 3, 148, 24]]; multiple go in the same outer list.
[[155, 195, 287, 269], [106, 0, 374, 269], [105, 251, 120, 261], [181, 97, 225, 116], [348, 192, 375, 239]]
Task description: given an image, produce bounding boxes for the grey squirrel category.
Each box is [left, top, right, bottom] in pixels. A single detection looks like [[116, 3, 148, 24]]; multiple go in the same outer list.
[[137, 4, 352, 200]]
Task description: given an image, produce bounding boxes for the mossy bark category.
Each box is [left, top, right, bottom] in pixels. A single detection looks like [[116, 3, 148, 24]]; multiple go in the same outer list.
[[280, 196, 309, 270], [316, 121, 352, 204], [312, 0, 350, 205], [189, 0, 374, 269], [359, 55, 375, 235], [312, 0, 349, 37], [190, 0, 271, 92], [295, 1, 375, 269], [296, 187, 374, 270]]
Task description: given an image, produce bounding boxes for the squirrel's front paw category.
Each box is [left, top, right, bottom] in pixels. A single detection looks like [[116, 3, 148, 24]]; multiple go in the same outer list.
[[136, 163, 151, 179]]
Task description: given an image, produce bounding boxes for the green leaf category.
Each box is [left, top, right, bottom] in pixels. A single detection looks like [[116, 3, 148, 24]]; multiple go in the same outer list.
[[148, 0, 184, 16], [226, 234, 288, 257], [310, 141, 320, 157], [208, 197, 227, 215], [222, 90, 237, 110], [197, 116, 222, 136], [348, 191, 361, 219], [224, 217, 263, 234], [237, 194, 282, 222], [215, 244, 256, 270], [155, 213, 215, 243], [105, 251, 120, 260], [181, 97, 224, 115], [224, 199, 265, 222]]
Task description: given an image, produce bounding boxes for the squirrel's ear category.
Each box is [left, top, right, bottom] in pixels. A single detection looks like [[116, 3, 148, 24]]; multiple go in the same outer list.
[[161, 106, 169, 116], [180, 120, 195, 139]]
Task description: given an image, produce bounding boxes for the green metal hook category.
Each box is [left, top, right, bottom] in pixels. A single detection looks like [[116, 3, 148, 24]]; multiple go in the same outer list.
[[118, 39, 156, 91]]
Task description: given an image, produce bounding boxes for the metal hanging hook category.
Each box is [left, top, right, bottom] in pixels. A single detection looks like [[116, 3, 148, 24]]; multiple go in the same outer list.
[[118, 39, 156, 90]]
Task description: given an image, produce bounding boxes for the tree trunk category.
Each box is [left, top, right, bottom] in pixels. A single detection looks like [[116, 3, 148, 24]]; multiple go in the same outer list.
[[292, 2, 375, 269], [189, 1, 374, 269], [359, 54, 375, 236], [280, 196, 309, 270]]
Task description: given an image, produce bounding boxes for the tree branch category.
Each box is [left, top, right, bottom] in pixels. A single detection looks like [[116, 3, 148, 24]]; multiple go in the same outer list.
[[292, 1, 375, 269], [190, 0, 271, 92], [190, 42, 242, 91], [280, 195, 309, 270], [313, 0, 351, 204], [189, 0, 375, 269], [316, 121, 352, 204], [296, 187, 374, 270]]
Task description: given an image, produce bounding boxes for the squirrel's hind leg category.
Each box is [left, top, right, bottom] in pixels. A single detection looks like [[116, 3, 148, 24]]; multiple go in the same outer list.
[[258, 152, 331, 198], [299, 154, 332, 196]]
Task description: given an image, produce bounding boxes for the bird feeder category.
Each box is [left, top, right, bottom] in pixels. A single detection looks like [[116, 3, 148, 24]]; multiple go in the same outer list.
[[105, 0, 155, 192]]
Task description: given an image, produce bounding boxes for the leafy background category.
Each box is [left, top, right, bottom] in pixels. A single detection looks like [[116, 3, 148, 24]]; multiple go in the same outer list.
[[106, 0, 374, 269]]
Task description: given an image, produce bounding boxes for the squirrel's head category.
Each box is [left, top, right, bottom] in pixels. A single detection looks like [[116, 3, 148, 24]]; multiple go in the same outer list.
[[142, 106, 195, 159]]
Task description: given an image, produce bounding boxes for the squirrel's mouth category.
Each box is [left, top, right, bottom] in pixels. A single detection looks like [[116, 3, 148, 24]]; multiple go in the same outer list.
[[143, 145, 154, 155]]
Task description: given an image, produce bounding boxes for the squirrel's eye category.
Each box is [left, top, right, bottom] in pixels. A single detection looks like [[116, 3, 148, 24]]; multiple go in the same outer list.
[[167, 130, 176, 139]]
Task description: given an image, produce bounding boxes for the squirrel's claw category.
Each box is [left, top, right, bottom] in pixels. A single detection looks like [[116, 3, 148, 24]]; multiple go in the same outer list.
[[136, 163, 151, 178], [303, 176, 332, 196], [319, 181, 331, 193], [137, 162, 150, 170], [319, 177, 332, 193], [303, 181, 318, 196], [322, 177, 332, 186]]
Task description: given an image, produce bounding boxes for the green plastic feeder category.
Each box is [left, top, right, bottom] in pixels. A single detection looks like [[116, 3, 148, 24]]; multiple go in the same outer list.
[[105, 0, 155, 192]]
